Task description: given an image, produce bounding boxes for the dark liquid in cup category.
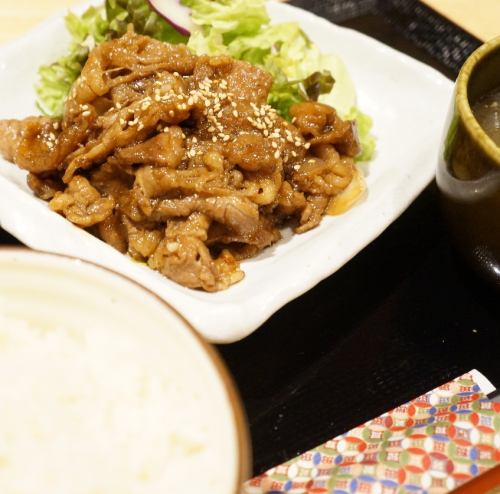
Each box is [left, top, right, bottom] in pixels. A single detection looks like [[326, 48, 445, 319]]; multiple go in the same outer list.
[[471, 86, 500, 145]]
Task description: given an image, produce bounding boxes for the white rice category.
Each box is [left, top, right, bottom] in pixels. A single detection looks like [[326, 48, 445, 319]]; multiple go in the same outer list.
[[0, 313, 234, 494]]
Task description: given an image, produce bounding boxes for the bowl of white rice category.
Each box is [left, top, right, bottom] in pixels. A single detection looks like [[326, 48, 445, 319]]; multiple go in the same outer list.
[[0, 248, 251, 494]]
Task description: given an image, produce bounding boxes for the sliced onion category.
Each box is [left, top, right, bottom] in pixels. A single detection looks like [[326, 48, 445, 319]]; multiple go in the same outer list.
[[147, 0, 192, 36], [327, 165, 366, 215]]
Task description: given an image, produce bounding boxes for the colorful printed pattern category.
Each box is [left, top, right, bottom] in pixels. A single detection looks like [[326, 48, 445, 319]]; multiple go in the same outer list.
[[242, 372, 500, 494]]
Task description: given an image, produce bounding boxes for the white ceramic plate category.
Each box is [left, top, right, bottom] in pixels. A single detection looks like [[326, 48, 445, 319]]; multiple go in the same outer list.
[[0, 1, 453, 343]]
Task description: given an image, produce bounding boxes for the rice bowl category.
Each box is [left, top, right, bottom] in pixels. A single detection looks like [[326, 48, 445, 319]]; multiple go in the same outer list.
[[0, 248, 250, 493]]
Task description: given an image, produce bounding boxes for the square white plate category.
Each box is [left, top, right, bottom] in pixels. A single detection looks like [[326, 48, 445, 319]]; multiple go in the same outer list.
[[0, 1, 453, 343]]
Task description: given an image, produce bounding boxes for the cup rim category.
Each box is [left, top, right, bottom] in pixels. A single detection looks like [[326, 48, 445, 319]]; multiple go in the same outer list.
[[456, 35, 500, 166], [0, 246, 252, 493]]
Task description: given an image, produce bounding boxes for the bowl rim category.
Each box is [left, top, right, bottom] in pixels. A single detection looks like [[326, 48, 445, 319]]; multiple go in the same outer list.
[[0, 245, 252, 492], [456, 34, 500, 166]]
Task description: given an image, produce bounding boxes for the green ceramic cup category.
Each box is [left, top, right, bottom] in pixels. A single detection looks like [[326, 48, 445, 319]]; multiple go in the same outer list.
[[436, 36, 500, 287]]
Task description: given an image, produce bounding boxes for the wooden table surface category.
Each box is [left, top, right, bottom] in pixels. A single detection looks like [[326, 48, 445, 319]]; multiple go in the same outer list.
[[0, 0, 80, 43], [0, 0, 498, 44], [421, 0, 500, 42]]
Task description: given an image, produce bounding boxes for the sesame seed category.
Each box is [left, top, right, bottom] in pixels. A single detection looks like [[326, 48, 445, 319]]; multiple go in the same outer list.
[[138, 123, 144, 131], [166, 242, 179, 253], [120, 118, 126, 126], [169, 110, 175, 117], [208, 126, 216, 132], [82, 110, 91, 117], [223, 135, 230, 142], [212, 136, 217, 143], [291, 151, 297, 157], [271, 142, 278, 149], [304, 142, 311, 149], [192, 136, 198, 143], [274, 150, 280, 159], [294, 164, 301, 170], [116, 102, 122, 109], [232, 110, 239, 118], [188, 97, 194, 105]]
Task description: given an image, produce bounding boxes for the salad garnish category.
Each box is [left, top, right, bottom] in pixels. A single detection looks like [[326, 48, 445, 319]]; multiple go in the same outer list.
[[36, 0, 375, 160]]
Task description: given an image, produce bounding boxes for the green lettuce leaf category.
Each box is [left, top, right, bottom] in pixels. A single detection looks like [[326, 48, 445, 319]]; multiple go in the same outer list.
[[36, 0, 186, 117], [36, 6, 109, 116], [345, 107, 376, 162], [105, 0, 187, 42], [184, 0, 268, 41]]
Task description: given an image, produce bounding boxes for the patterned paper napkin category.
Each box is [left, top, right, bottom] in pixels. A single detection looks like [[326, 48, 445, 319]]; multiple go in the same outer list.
[[242, 371, 500, 494]]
